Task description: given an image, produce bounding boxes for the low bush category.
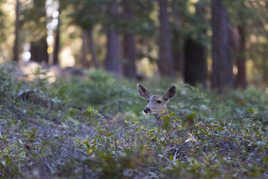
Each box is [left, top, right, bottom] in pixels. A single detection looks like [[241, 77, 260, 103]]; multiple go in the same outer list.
[[0, 64, 267, 178]]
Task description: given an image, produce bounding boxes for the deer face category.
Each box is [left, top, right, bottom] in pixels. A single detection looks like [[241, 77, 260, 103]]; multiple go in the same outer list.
[[137, 84, 176, 118]]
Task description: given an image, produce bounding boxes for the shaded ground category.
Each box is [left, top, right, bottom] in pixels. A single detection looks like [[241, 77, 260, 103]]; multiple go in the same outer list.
[[0, 63, 267, 178]]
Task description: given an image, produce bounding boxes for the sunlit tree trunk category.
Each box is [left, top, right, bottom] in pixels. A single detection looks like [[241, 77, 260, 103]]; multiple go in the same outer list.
[[105, 2, 121, 75], [13, 0, 20, 62], [158, 0, 174, 77], [211, 0, 233, 92], [122, 0, 136, 78], [235, 25, 247, 89], [52, 7, 60, 65]]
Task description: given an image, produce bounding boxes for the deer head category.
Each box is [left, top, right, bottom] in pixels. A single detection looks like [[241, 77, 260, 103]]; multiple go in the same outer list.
[[137, 84, 176, 119]]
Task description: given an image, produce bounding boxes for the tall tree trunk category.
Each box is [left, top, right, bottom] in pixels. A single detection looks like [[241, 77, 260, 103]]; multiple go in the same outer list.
[[80, 30, 90, 68], [235, 25, 247, 89], [172, 28, 184, 76], [52, 7, 61, 65], [211, 0, 233, 92], [158, 0, 174, 77], [122, 0, 137, 78], [30, 37, 48, 63], [183, 3, 207, 87], [13, 0, 20, 62], [122, 34, 137, 78], [105, 2, 121, 75], [184, 38, 207, 87], [171, 0, 183, 76], [86, 27, 99, 69]]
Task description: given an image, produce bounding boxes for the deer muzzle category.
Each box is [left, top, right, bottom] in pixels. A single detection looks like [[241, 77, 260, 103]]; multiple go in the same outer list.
[[144, 107, 151, 114]]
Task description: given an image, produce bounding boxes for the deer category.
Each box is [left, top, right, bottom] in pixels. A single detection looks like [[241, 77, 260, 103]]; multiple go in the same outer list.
[[137, 83, 198, 142], [137, 84, 176, 124]]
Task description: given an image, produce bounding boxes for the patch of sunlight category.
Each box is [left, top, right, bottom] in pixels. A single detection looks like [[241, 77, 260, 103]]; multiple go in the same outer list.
[[0, 57, 6, 63], [207, 30, 212, 37], [250, 35, 257, 43], [19, 61, 58, 83], [60, 47, 75, 67], [188, 5, 196, 14], [190, 0, 199, 4], [233, 66, 238, 75], [150, 3, 159, 26], [22, 51, 31, 62], [3, 0, 15, 17], [260, 1, 266, 7], [47, 35, 54, 46], [207, 57, 212, 73], [265, 24, 268, 31], [246, 59, 255, 82], [136, 58, 157, 77], [1, 0, 16, 57], [47, 46, 53, 54], [151, 48, 158, 60], [46, 70, 57, 83], [19, 62, 40, 81], [257, 36, 267, 44], [22, 43, 31, 62]]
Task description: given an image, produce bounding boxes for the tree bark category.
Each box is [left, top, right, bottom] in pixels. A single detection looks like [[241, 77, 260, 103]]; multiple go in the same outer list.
[[211, 0, 233, 92], [105, 2, 121, 75], [158, 0, 174, 77], [235, 25, 247, 89], [13, 0, 20, 62], [171, 0, 183, 76], [122, 34, 137, 78], [86, 27, 99, 69], [29, 0, 48, 63], [122, 0, 137, 78], [30, 37, 48, 63], [172, 28, 184, 76], [52, 7, 61, 65], [183, 2, 207, 87], [184, 38, 207, 87], [80, 30, 90, 68]]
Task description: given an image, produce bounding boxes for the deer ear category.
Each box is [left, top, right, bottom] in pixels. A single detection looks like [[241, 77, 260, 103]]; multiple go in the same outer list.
[[163, 86, 176, 101], [137, 84, 150, 99]]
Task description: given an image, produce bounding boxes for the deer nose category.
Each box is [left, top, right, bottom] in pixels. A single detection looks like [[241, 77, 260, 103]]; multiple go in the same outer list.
[[144, 107, 151, 113]]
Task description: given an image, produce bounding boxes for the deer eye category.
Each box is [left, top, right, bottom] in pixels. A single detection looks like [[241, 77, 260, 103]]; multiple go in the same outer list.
[[156, 100, 162, 104]]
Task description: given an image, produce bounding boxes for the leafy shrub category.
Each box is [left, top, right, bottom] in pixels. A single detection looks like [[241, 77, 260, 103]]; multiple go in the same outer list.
[[0, 64, 267, 178]]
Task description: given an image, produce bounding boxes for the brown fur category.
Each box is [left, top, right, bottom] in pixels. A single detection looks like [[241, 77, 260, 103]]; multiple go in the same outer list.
[[137, 84, 176, 120]]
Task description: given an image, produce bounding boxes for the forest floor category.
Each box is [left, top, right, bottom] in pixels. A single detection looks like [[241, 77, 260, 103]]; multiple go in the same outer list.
[[0, 62, 267, 178]]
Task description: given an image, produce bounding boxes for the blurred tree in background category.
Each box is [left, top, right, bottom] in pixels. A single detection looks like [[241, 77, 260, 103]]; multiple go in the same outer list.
[[104, 0, 121, 75], [68, 0, 103, 68], [0, 0, 268, 90], [22, 0, 49, 63], [12, 0, 20, 62], [211, 0, 233, 92], [179, 0, 209, 87], [157, 0, 174, 77], [121, 0, 137, 78]]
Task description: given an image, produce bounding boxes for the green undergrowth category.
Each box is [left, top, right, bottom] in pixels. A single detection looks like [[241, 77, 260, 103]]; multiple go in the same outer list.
[[0, 64, 267, 178]]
